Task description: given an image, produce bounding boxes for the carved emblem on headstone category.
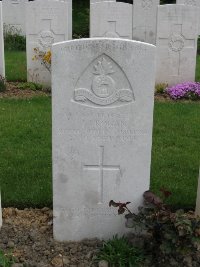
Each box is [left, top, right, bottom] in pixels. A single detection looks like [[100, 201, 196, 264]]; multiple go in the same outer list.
[[168, 34, 185, 52], [142, 0, 153, 9], [38, 30, 55, 49], [74, 55, 134, 107]]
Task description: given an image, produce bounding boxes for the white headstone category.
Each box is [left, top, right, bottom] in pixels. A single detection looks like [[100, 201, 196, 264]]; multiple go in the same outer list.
[[52, 38, 156, 241], [156, 4, 198, 86], [2, 0, 28, 36], [0, 2, 5, 77], [26, 0, 72, 87], [132, 0, 160, 45], [90, 2, 132, 39], [35, 0, 71, 2], [176, 0, 200, 35], [91, 0, 116, 3]]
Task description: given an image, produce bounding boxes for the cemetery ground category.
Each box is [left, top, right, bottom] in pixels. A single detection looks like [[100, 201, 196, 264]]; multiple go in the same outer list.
[[1, 13, 200, 264], [0, 79, 200, 266], [1, 2, 200, 266]]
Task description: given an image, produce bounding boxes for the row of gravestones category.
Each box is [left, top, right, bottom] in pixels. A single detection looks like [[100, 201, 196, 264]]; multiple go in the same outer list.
[[0, 0, 72, 86], [91, 1, 199, 86], [0, 0, 199, 87]]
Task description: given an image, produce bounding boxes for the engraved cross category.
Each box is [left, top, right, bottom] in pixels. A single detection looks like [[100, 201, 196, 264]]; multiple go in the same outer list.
[[84, 146, 121, 204], [93, 21, 130, 39], [158, 24, 195, 76]]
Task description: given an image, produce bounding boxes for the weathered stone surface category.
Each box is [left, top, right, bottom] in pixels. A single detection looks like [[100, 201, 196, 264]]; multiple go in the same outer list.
[[177, 0, 200, 35], [26, 0, 72, 87], [52, 38, 156, 241], [156, 4, 199, 86], [132, 0, 159, 45], [90, 1, 132, 39], [91, 0, 116, 3], [2, 0, 28, 36], [0, 2, 5, 77]]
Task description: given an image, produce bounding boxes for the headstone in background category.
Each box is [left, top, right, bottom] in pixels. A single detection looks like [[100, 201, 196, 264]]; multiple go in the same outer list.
[[195, 167, 200, 217], [34, 0, 71, 2], [176, 0, 200, 35], [52, 38, 156, 241], [156, 5, 198, 86], [132, 0, 160, 45], [90, 1, 132, 39], [91, 0, 116, 3], [0, 1, 5, 77], [26, 0, 72, 87], [2, 0, 28, 36]]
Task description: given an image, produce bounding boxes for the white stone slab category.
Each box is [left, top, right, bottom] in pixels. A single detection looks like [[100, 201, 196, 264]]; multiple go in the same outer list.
[[35, 0, 65, 1], [2, 0, 28, 36], [156, 4, 198, 86], [0, 2, 5, 77], [91, 0, 116, 3], [90, 2, 132, 39], [176, 0, 200, 35], [26, 0, 72, 87], [52, 38, 156, 241], [132, 0, 159, 45]]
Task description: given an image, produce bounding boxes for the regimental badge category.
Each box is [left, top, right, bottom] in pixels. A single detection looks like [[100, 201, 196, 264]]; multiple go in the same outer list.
[[74, 54, 134, 107]]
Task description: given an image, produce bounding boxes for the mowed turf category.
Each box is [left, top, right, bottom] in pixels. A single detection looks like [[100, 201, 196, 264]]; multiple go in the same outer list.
[[5, 51, 27, 82], [0, 97, 52, 208], [0, 97, 199, 208], [151, 102, 200, 209]]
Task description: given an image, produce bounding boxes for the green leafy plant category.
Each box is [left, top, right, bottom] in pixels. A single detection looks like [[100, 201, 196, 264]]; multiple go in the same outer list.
[[4, 24, 26, 51], [96, 235, 144, 267], [155, 83, 168, 95], [110, 189, 200, 265], [0, 250, 15, 267], [0, 75, 6, 92], [17, 82, 43, 91]]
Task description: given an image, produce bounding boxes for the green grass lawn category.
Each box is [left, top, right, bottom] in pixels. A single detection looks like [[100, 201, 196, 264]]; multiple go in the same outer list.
[[0, 97, 52, 208], [151, 102, 200, 209], [5, 51, 27, 82], [0, 97, 199, 209]]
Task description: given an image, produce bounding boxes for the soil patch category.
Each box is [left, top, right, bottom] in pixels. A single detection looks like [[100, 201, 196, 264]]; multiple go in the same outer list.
[[0, 83, 50, 99], [0, 208, 102, 267], [0, 83, 200, 103]]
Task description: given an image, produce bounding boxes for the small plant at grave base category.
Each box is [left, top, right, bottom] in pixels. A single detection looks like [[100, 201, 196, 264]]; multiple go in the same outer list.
[[155, 83, 168, 95], [0, 76, 6, 92], [17, 82, 43, 91], [32, 48, 51, 73], [166, 82, 200, 100], [109, 189, 200, 266], [0, 249, 15, 267], [96, 235, 144, 267]]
